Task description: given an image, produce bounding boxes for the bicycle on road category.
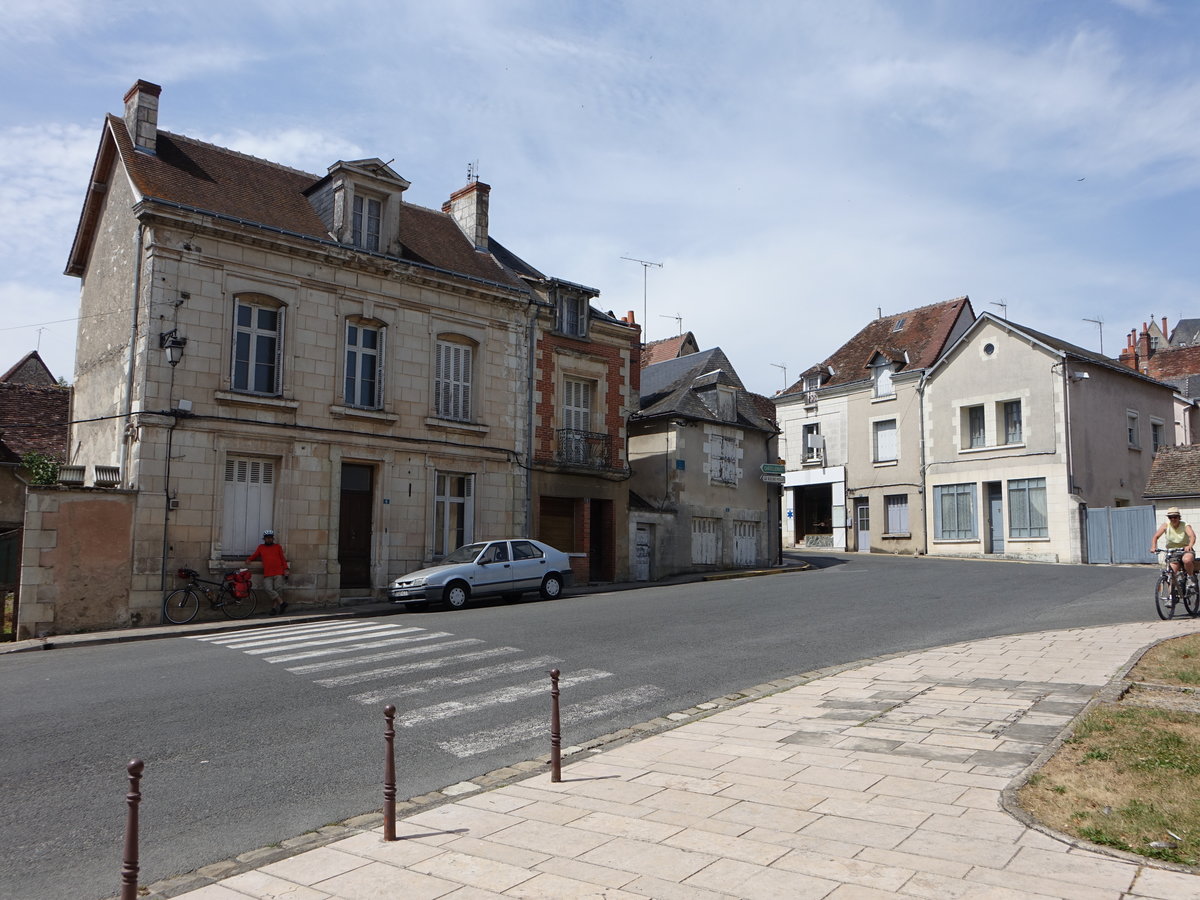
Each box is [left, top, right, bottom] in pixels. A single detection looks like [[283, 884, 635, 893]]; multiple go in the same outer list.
[[162, 567, 261, 625], [1153, 549, 1199, 620]]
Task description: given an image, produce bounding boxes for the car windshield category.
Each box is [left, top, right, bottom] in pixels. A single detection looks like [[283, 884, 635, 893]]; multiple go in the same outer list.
[[440, 542, 489, 565]]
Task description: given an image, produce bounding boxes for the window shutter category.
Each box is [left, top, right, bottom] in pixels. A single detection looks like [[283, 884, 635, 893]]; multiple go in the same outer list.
[[374, 327, 385, 409], [274, 308, 285, 395]]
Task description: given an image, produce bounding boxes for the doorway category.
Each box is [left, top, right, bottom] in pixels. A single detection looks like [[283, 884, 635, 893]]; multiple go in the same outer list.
[[338, 463, 374, 588], [855, 499, 870, 553], [986, 482, 1004, 554]]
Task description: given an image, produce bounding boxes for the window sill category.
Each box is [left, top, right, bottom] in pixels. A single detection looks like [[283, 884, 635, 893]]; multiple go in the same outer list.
[[958, 442, 1026, 455], [554, 330, 590, 342], [330, 405, 399, 423], [873, 460, 898, 468], [214, 391, 299, 411], [1007, 536, 1050, 542], [425, 416, 490, 436], [931, 538, 979, 544], [882, 532, 912, 539], [871, 395, 896, 404]]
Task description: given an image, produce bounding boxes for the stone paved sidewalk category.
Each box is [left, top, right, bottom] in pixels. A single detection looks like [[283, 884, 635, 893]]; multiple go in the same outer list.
[[167, 620, 1200, 900]]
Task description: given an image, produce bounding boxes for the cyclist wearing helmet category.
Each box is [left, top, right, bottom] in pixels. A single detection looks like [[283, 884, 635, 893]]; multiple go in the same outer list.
[[248, 529, 290, 616], [1151, 507, 1196, 585]]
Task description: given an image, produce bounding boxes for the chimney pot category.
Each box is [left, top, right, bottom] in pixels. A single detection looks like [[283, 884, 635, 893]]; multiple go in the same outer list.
[[123, 79, 162, 154]]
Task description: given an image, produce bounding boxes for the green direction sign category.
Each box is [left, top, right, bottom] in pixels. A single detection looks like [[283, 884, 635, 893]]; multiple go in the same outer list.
[[760, 463, 786, 474]]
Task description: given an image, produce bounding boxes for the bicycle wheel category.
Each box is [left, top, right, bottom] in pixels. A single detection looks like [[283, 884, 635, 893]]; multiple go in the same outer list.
[[1186, 576, 1200, 617], [220, 587, 257, 620], [163, 589, 200, 625]]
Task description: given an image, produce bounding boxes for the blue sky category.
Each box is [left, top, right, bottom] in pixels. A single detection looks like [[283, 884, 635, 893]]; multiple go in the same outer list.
[[2, 0, 1197, 395]]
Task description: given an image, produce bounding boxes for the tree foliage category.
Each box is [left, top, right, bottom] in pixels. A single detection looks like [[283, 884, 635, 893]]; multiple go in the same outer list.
[[21, 452, 60, 485]]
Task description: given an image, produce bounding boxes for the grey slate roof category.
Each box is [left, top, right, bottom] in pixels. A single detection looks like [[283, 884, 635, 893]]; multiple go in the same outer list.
[[1145, 444, 1200, 499], [638, 347, 775, 433]]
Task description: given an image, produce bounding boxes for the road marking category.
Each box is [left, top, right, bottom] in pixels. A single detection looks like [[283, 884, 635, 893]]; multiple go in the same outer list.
[[189, 621, 376, 644], [346, 656, 560, 706], [243, 626, 408, 655], [396, 669, 612, 728], [437, 684, 668, 758], [194, 623, 401, 651], [314, 646, 521, 687], [263, 631, 456, 664], [280, 635, 468, 672]]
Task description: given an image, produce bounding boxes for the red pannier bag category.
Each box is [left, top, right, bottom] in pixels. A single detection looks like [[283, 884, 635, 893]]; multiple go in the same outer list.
[[226, 568, 253, 599]]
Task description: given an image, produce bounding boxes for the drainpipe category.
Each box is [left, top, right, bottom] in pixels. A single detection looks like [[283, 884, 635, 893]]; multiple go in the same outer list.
[[117, 225, 144, 485], [525, 300, 537, 536], [917, 371, 929, 554]]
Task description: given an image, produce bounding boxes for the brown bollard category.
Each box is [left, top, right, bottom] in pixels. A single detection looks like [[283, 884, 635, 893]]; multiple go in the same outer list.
[[549, 668, 562, 783], [383, 704, 397, 841], [120, 759, 144, 900]]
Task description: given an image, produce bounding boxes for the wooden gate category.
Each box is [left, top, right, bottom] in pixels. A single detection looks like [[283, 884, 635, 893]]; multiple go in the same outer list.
[[691, 517, 719, 566], [733, 520, 758, 567], [1086, 505, 1156, 564]]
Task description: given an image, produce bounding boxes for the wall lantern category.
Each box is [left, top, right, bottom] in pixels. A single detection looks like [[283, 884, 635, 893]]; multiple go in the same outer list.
[[159, 329, 187, 367]]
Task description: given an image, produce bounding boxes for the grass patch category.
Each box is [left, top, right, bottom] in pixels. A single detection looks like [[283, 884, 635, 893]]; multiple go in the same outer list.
[[1018, 634, 1200, 867]]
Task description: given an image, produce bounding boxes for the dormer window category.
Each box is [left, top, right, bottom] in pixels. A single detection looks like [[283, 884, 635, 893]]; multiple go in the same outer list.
[[558, 292, 588, 338], [872, 360, 895, 398], [352, 195, 382, 251], [716, 385, 736, 422]]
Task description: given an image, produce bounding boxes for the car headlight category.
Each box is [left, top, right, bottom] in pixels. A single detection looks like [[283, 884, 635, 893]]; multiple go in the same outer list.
[[393, 576, 427, 588]]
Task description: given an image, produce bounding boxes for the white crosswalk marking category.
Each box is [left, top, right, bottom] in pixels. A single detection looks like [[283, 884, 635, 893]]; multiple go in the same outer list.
[[283, 637, 475, 673], [186, 621, 666, 762], [346, 656, 560, 706], [396, 669, 612, 728], [438, 685, 668, 758], [315, 646, 522, 687]]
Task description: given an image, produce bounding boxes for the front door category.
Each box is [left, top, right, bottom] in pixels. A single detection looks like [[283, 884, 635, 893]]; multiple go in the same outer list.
[[338, 463, 373, 588], [987, 482, 1004, 554], [633, 525, 652, 581], [855, 500, 870, 553]]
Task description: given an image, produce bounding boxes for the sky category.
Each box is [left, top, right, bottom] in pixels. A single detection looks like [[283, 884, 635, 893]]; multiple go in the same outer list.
[[2, 0, 1198, 397]]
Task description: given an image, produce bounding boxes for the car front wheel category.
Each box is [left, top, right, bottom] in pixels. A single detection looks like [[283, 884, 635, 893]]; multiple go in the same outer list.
[[540, 573, 563, 601], [445, 582, 470, 609]]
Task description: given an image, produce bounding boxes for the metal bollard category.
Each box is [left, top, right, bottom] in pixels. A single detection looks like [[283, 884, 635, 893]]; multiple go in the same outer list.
[[383, 704, 397, 841], [120, 759, 144, 900], [549, 668, 562, 783]]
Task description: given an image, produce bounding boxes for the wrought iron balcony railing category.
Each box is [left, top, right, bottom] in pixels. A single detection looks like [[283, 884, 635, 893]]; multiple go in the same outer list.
[[555, 428, 612, 468]]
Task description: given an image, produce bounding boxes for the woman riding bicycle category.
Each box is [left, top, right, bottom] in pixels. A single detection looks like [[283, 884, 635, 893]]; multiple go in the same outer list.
[[1150, 507, 1196, 583]]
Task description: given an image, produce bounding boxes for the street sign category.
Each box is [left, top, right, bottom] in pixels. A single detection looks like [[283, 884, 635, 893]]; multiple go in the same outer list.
[[760, 463, 786, 474], [760, 474, 786, 483]]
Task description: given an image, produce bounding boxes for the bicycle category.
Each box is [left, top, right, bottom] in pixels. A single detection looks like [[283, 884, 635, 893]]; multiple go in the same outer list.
[[1153, 549, 1199, 620], [162, 567, 261, 625]]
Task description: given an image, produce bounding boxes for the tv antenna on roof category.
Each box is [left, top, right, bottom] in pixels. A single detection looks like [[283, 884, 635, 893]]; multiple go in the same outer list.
[[467, 160, 479, 183], [621, 256, 663, 341], [659, 313, 683, 335], [1083, 316, 1104, 355], [990, 300, 1008, 320], [771, 362, 788, 389]]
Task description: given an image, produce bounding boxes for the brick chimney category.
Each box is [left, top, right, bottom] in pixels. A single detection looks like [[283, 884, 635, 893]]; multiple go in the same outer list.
[[123, 80, 162, 153], [442, 180, 490, 251]]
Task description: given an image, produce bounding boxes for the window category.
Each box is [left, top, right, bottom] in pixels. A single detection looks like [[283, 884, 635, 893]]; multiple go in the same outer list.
[[344, 321, 383, 408], [873, 362, 895, 398], [232, 298, 283, 395], [967, 405, 985, 448], [563, 378, 593, 432], [802, 423, 822, 462], [934, 483, 977, 540], [352, 195, 381, 251], [1008, 477, 1048, 538], [709, 434, 739, 485], [1152, 420, 1165, 453], [873, 419, 897, 463], [1127, 410, 1140, 448], [512, 540, 543, 560], [1003, 401, 1022, 444], [885, 494, 909, 534], [221, 457, 275, 556], [558, 292, 588, 337], [435, 340, 473, 421], [434, 472, 474, 556]]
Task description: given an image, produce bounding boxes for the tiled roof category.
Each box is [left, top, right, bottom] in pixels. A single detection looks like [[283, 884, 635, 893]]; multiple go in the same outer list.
[[638, 347, 774, 433], [2, 351, 58, 385], [641, 332, 699, 368], [68, 116, 526, 292], [1171, 319, 1200, 347], [1145, 444, 1200, 498], [0, 382, 70, 460], [780, 297, 972, 395], [1146, 345, 1200, 381]]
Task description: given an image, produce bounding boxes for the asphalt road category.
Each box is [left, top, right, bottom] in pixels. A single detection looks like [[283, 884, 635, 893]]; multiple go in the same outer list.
[[0, 552, 1154, 899]]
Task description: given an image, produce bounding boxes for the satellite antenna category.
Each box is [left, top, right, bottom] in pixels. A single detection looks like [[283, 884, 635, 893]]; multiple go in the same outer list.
[[621, 256, 663, 341], [659, 313, 683, 335], [1083, 316, 1104, 355], [990, 300, 1008, 320]]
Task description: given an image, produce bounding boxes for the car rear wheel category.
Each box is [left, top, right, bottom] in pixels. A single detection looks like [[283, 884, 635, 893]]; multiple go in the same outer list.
[[539, 573, 563, 601], [446, 582, 470, 609]]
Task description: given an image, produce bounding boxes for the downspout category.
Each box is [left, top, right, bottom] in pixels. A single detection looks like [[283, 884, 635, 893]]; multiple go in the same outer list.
[[118, 224, 144, 485], [524, 300, 537, 536], [917, 371, 929, 555]]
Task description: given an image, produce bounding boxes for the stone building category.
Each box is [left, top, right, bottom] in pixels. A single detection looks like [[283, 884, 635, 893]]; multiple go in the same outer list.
[[31, 79, 638, 629]]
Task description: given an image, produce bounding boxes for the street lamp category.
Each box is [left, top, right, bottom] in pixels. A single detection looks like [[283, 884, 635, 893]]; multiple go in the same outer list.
[[159, 329, 187, 367]]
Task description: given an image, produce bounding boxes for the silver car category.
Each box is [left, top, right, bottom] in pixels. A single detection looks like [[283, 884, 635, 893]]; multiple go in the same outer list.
[[388, 539, 573, 609]]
